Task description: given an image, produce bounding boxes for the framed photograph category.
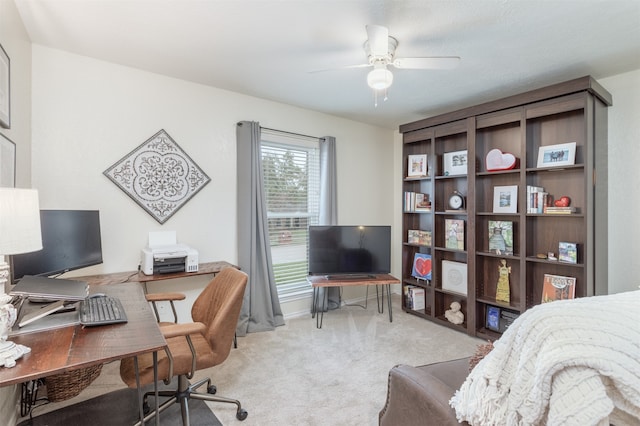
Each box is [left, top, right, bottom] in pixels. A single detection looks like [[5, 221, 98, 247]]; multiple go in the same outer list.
[[443, 150, 467, 176], [486, 305, 501, 332], [493, 185, 518, 213], [0, 43, 9, 129], [407, 154, 427, 177], [558, 241, 578, 264], [0, 132, 16, 187], [441, 260, 467, 295], [536, 142, 576, 168]]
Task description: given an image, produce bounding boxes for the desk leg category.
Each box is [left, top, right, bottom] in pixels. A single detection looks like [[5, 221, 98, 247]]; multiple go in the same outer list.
[[153, 351, 159, 426], [134, 356, 145, 426], [386, 284, 393, 322]]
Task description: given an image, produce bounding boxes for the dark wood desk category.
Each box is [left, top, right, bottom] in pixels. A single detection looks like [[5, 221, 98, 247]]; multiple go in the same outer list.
[[308, 274, 400, 328], [0, 282, 166, 424], [75, 261, 237, 287]]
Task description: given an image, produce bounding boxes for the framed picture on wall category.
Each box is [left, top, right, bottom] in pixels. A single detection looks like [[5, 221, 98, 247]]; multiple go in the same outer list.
[[0, 43, 10, 129], [1, 132, 16, 187]]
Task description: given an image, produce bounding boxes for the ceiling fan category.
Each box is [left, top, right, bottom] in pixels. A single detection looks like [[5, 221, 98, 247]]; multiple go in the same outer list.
[[314, 25, 460, 104]]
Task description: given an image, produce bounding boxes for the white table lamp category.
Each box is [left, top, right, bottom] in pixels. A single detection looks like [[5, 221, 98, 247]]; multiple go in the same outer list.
[[0, 188, 42, 367]]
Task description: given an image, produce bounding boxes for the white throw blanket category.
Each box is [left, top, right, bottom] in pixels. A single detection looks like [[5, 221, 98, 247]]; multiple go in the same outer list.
[[450, 290, 640, 425]]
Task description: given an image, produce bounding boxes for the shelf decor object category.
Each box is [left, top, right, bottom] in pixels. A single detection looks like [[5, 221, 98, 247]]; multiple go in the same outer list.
[[441, 260, 467, 296], [104, 129, 211, 224], [445, 219, 464, 250], [407, 154, 428, 177], [399, 76, 610, 338], [541, 274, 576, 303], [0, 44, 9, 129], [485, 148, 517, 172], [493, 185, 518, 213], [488, 220, 513, 255], [443, 150, 467, 176], [411, 253, 432, 281], [536, 142, 576, 168]]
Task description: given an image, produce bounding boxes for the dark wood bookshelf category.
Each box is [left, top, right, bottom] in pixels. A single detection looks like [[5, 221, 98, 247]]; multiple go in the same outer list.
[[399, 76, 610, 339]]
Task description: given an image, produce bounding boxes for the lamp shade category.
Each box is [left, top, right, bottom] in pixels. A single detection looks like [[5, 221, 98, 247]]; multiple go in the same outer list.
[[367, 65, 393, 90], [0, 188, 43, 255]]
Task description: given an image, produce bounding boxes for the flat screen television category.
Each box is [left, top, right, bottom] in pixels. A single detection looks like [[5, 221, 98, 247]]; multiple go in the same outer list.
[[11, 210, 103, 283], [308, 225, 391, 277]]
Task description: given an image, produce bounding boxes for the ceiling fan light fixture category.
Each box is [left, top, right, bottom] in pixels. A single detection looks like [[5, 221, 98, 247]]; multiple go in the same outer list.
[[367, 65, 393, 90]]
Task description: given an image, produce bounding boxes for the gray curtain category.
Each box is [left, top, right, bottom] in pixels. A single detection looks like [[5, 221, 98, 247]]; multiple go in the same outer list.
[[319, 136, 337, 226], [235, 121, 285, 335], [316, 136, 340, 311]]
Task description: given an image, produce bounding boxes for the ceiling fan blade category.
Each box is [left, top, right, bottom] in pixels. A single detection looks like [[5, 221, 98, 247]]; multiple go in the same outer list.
[[366, 25, 389, 57], [307, 63, 370, 74], [392, 56, 461, 70]]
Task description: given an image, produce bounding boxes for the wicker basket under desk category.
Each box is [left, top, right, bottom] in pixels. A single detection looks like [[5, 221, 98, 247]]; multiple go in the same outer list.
[[44, 364, 103, 402]]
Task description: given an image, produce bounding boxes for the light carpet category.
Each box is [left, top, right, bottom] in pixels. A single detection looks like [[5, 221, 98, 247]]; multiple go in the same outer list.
[[20, 295, 483, 426]]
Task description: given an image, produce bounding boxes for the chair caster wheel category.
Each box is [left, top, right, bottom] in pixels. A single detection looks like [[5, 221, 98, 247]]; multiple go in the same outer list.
[[236, 408, 248, 421], [207, 385, 217, 394]]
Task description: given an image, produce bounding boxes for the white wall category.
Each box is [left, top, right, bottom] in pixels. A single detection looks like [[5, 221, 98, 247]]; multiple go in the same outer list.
[[0, 0, 32, 422], [600, 70, 640, 294], [30, 45, 397, 319]]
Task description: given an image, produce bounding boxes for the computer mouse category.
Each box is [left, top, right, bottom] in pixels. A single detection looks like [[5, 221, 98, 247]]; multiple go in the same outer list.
[[88, 293, 106, 299]]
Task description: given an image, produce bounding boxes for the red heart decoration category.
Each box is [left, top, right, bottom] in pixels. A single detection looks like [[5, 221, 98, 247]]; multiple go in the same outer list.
[[415, 257, 432, 276]]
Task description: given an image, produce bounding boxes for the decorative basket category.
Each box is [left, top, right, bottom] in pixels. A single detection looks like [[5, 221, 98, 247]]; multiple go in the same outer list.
[[44, 364, 103, 402]]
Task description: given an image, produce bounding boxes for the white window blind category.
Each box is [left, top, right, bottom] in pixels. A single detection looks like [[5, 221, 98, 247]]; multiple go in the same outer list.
[[261, 130, 320, 296]]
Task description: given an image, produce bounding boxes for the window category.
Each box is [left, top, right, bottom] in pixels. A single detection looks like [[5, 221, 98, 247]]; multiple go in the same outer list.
[[261, 130, 320, 297]]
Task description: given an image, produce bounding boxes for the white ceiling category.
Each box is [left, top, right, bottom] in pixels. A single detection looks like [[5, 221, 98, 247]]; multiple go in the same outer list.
[[14, 0, 640, 130]]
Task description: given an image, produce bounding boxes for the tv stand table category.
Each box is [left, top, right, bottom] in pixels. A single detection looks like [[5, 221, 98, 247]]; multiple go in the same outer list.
[[308, 274, 400, 328]]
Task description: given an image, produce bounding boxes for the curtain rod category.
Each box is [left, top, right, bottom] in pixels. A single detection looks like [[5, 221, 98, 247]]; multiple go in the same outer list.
[[261, 127, 325, 142]]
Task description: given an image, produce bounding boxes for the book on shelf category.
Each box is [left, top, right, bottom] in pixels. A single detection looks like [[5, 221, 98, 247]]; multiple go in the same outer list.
[[404, 191, 432, 212], [414, 193, 432, 212], [411, 253, 432, 281], [558, 241, 578, 263], [544, 206, 577, 214], [404, 285, 426, 311], [408, 230, 432, 246], [526, 185, 550, 213], [445, 219, 464, 250], [541, 274, 576, 303], [488, 220, 513, 255], [499, 309, 520, 332]]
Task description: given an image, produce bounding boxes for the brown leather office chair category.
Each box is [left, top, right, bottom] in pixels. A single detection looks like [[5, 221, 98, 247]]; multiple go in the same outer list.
[[119, 267, 248, 425]]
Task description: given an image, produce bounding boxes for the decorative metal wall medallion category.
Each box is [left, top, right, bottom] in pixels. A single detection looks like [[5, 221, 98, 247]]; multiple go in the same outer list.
[[104, 129, 210, 224]]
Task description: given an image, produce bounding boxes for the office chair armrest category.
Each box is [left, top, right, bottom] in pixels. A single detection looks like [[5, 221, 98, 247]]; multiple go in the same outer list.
[[146, 292, 186, 323], [145, 292, 186, 302], [160, 322, 206, 339], [160, 322, 206, 379]]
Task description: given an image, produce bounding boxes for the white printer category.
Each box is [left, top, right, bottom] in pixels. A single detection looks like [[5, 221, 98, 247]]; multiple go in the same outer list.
[[140, 231, 199, 275]]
